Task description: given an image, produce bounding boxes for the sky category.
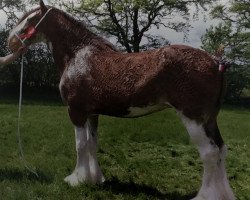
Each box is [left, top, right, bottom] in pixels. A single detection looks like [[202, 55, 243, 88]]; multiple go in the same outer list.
[[147, 12, 219, 48], [0, 0, 228, 49], [147, 0, 229, 47]]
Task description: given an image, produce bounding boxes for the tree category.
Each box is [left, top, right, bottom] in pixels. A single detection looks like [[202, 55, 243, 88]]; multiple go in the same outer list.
[[0, 0, 26, 28], [208, 0, 250, 64], [201, 0, 250, 102], [211, 0, 250, 30], [0, 28, 59, 90], [201, 23, 249, 101], [64, 0, 217, 52]]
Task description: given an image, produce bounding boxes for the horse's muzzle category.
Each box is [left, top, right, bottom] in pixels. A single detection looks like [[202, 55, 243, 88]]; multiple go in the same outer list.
[[8, 36, 23, 52]]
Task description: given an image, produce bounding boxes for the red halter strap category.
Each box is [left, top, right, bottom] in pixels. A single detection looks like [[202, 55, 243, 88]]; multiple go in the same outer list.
[[19, 26, 37, 40]]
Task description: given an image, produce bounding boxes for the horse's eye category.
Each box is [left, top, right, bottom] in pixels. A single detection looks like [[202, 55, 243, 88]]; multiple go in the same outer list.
[[27, 17, 33, 23]]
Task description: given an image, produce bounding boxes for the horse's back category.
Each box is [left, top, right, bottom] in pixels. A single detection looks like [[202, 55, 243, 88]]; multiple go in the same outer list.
[[124, 44, 222, 120]]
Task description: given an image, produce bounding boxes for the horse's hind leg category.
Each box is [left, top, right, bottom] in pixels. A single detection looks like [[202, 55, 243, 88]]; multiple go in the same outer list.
[[64, 111, 104, 186], [180, 113, 235, 200]]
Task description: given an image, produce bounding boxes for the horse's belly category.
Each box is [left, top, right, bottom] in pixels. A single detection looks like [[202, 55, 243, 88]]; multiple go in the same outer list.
[[123, 103, 171, 118]]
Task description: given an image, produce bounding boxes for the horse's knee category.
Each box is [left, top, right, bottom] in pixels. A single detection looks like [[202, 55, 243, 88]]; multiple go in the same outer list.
[[68, 107, 87, 126], [74, 126, 88, 151]]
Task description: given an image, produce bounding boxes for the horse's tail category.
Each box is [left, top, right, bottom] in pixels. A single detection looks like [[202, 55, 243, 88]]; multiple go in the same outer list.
[[213, 44, 231, 73], [214, 44, 227, 108], [215, 44, 225, 58], [217, 70, 226, 108]]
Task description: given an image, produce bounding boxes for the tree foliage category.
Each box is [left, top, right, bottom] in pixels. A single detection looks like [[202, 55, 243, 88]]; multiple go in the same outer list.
[[0, 29, 59, 90], [65, 0, 217, 52], [208, 0, 250, 63], [201, 0, 250, 102], [211, 0, 250, 30], [0, 0, 26, 28]]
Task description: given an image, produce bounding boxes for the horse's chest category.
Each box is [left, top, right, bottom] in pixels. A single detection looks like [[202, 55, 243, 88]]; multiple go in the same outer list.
[[59, 47, 93, 96], [67, 46, 93, 80]]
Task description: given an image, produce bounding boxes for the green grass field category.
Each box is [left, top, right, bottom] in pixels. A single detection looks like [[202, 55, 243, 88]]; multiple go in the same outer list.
[[0, 101, 249, 200]]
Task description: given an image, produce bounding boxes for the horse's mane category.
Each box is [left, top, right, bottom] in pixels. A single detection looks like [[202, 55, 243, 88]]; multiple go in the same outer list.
[[53, 7, 118, 52], [54, 7, 88, 30]]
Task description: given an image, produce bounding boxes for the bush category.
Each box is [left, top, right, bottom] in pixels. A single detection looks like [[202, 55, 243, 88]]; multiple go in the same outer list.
[[224, 64, 250, 103], [0, 29, 59, 91]]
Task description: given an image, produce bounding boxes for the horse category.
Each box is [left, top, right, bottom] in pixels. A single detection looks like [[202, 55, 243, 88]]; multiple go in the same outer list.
[[7, 1, 235, 199]]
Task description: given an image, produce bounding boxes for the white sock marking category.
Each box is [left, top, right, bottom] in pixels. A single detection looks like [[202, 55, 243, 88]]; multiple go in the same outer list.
[[65, 120, 104, 186], [179, 112, 235, 200]]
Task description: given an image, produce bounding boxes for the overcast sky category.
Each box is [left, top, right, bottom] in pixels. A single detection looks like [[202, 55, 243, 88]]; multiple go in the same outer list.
[[0, 0, 228, 48]]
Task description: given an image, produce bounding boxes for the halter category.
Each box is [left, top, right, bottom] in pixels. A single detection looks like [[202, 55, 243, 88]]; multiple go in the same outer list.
[[15, 8, 53, 46]]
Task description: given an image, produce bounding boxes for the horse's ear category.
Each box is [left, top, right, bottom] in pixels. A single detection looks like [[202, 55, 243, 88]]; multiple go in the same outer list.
[[40, 0, 48, 13]]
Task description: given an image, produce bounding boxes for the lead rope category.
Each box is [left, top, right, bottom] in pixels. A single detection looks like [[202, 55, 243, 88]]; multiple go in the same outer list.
[[17, 55, 38, 177], [15, 7, 53, 178]]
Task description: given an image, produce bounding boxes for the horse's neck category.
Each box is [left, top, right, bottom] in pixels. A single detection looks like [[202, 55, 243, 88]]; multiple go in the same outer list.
[[51, 39, 116, 76], [46, 15, 116, 74], [48, 21, 91, 55]]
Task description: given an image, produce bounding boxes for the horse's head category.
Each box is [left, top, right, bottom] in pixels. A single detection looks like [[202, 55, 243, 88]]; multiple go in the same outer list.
[[8, 0, 52, 52]]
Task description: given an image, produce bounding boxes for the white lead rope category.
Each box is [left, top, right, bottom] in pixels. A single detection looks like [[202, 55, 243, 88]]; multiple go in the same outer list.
[[17, 55, 38, 177], [15, 7, 53, 178]]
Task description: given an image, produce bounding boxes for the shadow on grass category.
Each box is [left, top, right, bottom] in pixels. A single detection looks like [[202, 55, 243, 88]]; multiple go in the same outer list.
[[102, 176, 197, 200], [0, 168, 53, 183]]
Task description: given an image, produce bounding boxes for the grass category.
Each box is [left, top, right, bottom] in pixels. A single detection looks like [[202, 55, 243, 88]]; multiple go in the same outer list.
[[0, 101, 249, 200]]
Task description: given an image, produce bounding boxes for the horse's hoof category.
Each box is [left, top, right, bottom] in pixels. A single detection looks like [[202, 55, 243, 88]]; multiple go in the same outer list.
[[64, 171, 105, 186], [64, 173, 81, 186]]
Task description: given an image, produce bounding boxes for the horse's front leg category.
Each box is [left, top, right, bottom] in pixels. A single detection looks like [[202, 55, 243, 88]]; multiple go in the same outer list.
[[64, 110, 104, 186]]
